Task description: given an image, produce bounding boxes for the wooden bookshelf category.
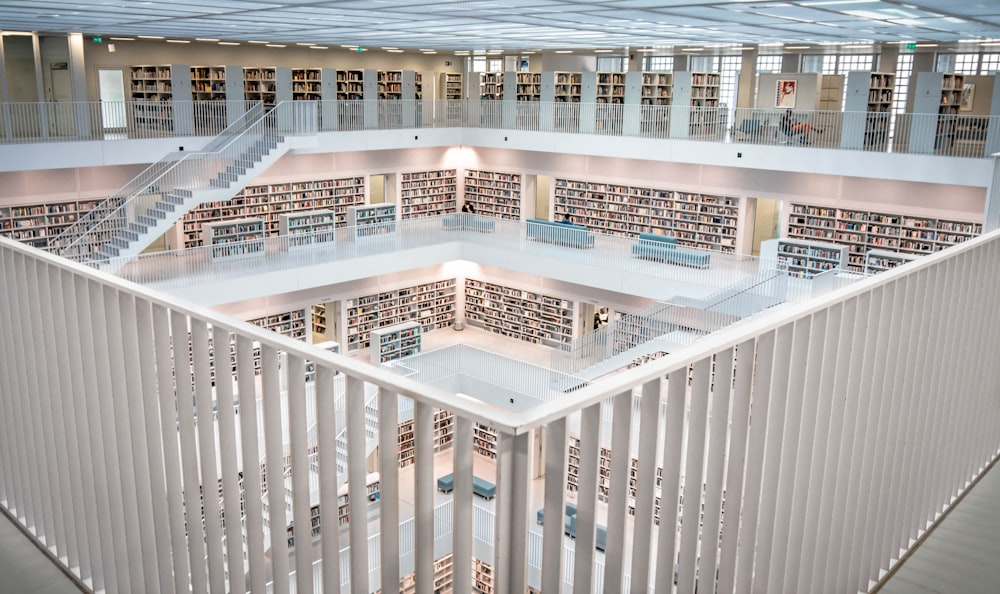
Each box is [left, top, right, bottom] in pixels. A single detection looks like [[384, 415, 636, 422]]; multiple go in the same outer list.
[[442, 72, 463, 99], [462, 169, 522, 220], [596, 72, 626, 104], [190, 66, 227, 100], [787, 202, 982, 272], [845, 71, 895, 150], [175, 176, 365, 249], [516, 72, 541, 101], [377, 70, 403, 100], [760, 237, 849, 278], [553, 177, 739, 252], [202, 218, 266, 262], [688, 71, 721, 108], [641, 72, 672, 106], [396, 409, 455, 468], [277, 210, 336, 251], [0, 197, 102, 249], [129, 64, 181, 130], [344, 279, 457, 351], [399, 169, 457, 219], [464, 278, 575, 347]]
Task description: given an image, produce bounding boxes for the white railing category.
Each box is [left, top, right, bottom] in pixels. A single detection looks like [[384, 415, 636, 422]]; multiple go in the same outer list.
[[107, 213, 771, 294], [1, 226, 999, 594], [3, 99, 996, 158]]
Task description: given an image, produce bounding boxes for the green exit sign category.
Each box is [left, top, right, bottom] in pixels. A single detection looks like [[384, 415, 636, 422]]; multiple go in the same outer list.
[[906, 42, 917, 50], [92, 36, 103, 43]]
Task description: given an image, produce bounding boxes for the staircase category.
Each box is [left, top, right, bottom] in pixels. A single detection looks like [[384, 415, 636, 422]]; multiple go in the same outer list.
[[50, 102, 319, 270], [551, 268, 789, 379]]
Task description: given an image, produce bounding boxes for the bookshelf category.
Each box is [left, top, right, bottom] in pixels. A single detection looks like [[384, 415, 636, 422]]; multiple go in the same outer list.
[[277, 210, 336, 251], [343, 279, 457, 351], [464, 278, 575, 347], [0, 197, 102, 249], [291, 68, 322, 100], [243, 67, 277, 108], [596, 72, 626, 104], [311, 304, 329, 339], [568, 435, 667, 523], [129, 64, 191, 131], [554, 71, 582, 102], [552, 177, 740, 252], [473, 424, 498, 459], [377, 70, 403, 100], [442, 72, 463, 99], [202, 218, 266, 262], [760, 237, 848, 278], [174, 176, 365, 249], [480, 72, 504, 100], [399, 169, 457, 219], [346, 203, 397, 238], [396, 409, 455, 468], [336, 69, 365, 100], [247, 308, 308, 341], [844, 71, 895, 150], [865, 249, 919, 274], [516, 72, 541, 101], [370, 321, 422, 364], [641, 72, 672, 106], [189, 66, 227, 100], [463, 169, 523, 220], [787, 203, 982, 272]]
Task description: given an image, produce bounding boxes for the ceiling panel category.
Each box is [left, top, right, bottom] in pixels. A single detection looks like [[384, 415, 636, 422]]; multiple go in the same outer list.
[[1, 0, 1000, 50]]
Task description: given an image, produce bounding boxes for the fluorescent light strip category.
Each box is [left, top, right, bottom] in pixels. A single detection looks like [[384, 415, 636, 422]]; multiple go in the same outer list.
[[785, 45, 811, 50], [309, 46, 329, 49], [109, 37, 135, 41], [636, 48, 657, 53], [218, 42, 240, 46], [166, 40, 190, 43], [915, 43, 938, 48], [248, 41, 269, 44], [195, 38, 219, 42], [381, 47, 398, 50], [554, 50, 572, 54], [594, 49, 614, 53], [138, 35, 164, 39], [266, 44, 286, 48], [681, 48, 703, 52], [296, 42, 315, 46], [387, 49, 404, 53]]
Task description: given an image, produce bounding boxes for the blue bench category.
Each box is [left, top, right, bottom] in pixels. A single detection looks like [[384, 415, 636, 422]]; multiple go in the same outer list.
[[436, 473, 497, 500], [536, 504, 607, 552], [442, 213, 496, 232], [631, 232, 710, 269], [526, 218, 595, 249]]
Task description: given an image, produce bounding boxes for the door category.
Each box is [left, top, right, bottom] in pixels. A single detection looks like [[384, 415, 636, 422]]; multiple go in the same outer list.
[[749, 197, 782, 256], [98, 68, 126, 131]]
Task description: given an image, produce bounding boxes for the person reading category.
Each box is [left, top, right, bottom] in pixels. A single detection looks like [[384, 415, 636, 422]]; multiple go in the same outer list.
[[780, 110, 823, 144]]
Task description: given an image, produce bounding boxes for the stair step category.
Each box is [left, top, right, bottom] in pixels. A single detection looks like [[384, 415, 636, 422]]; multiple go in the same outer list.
[[96, 247, 118, 260], [155, 201, 176, 212], [162, 193, 186, 205], [209, 178, 230, 189], [173, 188, 194, 198], [111, 237, 130, 249], [128, 222, 149, 235], [137, 214, 159, 227]]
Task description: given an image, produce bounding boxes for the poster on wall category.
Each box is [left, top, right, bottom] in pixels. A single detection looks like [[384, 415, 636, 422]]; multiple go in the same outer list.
[[776, 79, 797, 108], [960, 83, 975, 112]]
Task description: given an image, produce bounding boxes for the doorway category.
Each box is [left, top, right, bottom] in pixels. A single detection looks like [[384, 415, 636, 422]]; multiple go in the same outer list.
[[749, 197, 782, 256], [369, 174, 386, 204], [98, 68, 126, 132], [535, 175, 551, 220]]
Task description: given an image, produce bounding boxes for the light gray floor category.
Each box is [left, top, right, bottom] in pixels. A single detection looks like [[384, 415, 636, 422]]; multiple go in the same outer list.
[[875, 457, 1000, 594], [0, 510, 86, 594]]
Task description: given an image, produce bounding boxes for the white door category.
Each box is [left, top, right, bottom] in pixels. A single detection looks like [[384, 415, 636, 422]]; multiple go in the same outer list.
[[98, 69, 126, 130]]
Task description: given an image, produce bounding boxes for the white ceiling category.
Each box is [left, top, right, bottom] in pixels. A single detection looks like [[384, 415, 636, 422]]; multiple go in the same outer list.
[[1, 0, 1000, 51]]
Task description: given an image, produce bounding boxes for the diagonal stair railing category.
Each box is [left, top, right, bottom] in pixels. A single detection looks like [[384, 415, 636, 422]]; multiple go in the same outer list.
[[551, 266, 789, 375], [51, 101, 317, 264]]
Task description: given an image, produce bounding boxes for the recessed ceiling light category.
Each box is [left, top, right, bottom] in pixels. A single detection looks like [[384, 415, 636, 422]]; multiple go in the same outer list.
[[594, 49, 614, 53], [554, 50, 573, 54], [681, 48, 703, 52], [195, 38, 219, 42], [248, 41, 270, 44], [296, 42, 315, 46], [109, 37, 135, 41], [981, 41, 1000, 46], [915, 43, 938, 48], [218, 42, 240, 46], [310, 46, 329, 49], [265, 44, 286, 48], [387, 49, 404, 53], [521, 51, 535, 55], [166, 39, 191, 44], [340, 45, 357, 48], [381, 47, 398, 50], [784, 45, 811, 50], [138, 35, 164, 39], [636, 48, 657, 53], [422, 51, 438, 54], [418, 49, 435, 52]]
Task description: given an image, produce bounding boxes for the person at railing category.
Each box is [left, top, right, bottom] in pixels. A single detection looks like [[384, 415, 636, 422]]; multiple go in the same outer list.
[[593, 307, 610, 330], [461, 202, 476, 214], [780, 109, 823, 144], [560, 213, 575, 225]]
